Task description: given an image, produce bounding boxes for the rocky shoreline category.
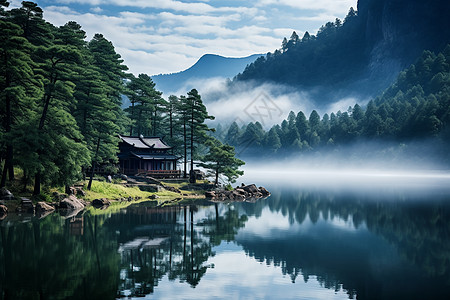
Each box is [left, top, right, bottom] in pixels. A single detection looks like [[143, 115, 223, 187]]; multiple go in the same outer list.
[[0, 181, 270, 219], [205, 184, 270, 202]]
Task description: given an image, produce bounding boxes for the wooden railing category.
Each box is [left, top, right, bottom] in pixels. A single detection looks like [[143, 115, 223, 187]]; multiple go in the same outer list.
[[136, 169, 181, 178]]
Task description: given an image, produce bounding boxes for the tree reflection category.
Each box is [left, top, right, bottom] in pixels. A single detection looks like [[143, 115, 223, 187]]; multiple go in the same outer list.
[[0, 213, 119, 299], [1, 190, 449, 299], [236, 189, 450, 299]]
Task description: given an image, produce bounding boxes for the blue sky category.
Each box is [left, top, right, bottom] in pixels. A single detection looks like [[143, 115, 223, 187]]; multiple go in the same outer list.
[[8, 0, 357, 75]]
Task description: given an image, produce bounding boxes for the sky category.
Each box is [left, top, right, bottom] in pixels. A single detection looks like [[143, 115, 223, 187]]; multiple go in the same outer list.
[[8, 0, 357, 76]]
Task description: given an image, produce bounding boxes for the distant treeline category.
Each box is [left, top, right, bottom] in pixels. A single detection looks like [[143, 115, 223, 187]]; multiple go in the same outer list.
[[216, 46, 450, 161]]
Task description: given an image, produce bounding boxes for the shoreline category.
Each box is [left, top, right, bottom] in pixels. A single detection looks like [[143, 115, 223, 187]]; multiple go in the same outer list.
[[0, 178, 270, 220]]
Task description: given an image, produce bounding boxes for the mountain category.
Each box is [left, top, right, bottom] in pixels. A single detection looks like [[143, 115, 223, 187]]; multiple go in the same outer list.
[[234, 0, 450, 104], [152, 54, 262, 95]]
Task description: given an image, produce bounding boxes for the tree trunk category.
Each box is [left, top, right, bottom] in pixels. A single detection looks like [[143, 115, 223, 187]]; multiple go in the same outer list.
[[169, 109, 173, 139], [33, 73, 57, 195], [129, 101, 134, 136], [215, 167, 219, 185], [1, 54, 14, 186], [183, 118, 187, 178], [189, 106, 196, 183], [87, 137, 101, 190], [33, 172, 41, 195]]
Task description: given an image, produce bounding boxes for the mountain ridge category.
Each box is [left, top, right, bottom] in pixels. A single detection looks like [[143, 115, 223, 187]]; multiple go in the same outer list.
[[152, 53, 262, 95]]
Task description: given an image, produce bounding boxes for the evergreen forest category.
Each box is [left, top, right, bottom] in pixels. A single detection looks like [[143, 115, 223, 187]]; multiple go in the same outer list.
[[0, 1, 226, 195], [218, 46, 450, 164]]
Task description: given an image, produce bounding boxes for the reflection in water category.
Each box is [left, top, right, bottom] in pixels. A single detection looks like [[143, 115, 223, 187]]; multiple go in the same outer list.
[[0, 186, 449, 299]]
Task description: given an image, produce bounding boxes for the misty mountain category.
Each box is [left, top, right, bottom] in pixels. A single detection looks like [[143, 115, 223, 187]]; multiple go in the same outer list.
[[234, 0, 450, 105], [216, 44, 450, 164], [152, 54, 261, 95]]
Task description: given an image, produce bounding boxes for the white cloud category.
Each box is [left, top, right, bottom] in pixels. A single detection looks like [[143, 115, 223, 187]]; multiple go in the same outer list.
[[54, 0, 257, 15], [170, 79, 316, 128], [256, 0, 357, 15], [27, 0, 358, 75], [90, 7, 103, 13]]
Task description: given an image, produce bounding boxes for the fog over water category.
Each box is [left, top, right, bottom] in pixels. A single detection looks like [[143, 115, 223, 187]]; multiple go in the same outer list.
[[238, 154, 450, 196]]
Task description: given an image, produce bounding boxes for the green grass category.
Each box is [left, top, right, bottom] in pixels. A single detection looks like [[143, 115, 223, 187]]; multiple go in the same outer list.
[[83, 180, 179, 201], [162, 179, 210, 195]]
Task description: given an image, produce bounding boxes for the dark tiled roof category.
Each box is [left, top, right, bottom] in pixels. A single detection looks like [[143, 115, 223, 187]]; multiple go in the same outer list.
[[130, 152, 179, 160], [119, 135, 172, 150]]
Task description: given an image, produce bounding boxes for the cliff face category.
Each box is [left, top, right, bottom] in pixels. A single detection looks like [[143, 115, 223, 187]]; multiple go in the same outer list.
[[235, 0, 450, 104], [359, 0, 450, 82]]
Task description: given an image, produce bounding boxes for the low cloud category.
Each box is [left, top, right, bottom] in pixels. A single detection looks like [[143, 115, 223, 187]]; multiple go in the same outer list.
[[165, 78, 317, 128], [166, 77, 371, 128]]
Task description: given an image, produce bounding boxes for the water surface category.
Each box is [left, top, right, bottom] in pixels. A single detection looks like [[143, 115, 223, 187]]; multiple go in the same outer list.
[[1, 171, 450, 299]]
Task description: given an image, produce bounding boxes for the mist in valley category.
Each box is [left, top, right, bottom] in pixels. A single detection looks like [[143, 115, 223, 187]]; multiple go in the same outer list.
[[235, 139, 450, 195]]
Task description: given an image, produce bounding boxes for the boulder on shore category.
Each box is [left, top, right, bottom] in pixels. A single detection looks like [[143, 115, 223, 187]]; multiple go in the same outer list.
[[59, 195, 85, 210], [205, 184, 270, 202], [0, 187, 14, 201], [205, 191, 216, 198], [92, 198, 111, 207], [0, 204, 7, 215], [36, 201, 55, 212]]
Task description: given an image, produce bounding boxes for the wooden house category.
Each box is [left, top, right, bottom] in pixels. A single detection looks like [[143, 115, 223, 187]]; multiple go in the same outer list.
[[118, 135, 180, 178]]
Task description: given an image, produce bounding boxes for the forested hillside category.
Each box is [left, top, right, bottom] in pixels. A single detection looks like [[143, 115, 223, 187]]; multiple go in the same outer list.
[[235, 0, 450, 103], [219, 46, 450, 163]]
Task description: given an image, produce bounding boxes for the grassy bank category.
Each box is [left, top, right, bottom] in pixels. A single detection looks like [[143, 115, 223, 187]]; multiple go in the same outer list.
[[83, 180, 180, 201]]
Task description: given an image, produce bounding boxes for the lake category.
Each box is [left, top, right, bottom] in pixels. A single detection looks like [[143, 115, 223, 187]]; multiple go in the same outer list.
[[1, 168, 450, 300]]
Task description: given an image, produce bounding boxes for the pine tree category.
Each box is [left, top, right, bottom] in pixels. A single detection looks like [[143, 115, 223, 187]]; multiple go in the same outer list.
[[198, 139, 244, 185], [0, 14, 39, 187], [225, 121, 241, 146], [88, 33, 128, 133], [31, 22, 91, 194], [185, 89, 214, 183], [265, 127, 281, 154], [125, 74, 161, 136]]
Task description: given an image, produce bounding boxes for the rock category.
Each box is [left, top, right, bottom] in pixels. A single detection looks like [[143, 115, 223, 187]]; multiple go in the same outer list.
[[36, 201, 55, 212], [206, 184, 270, 202], [254, 192, 263, 198], [52, 192, 67, 201], [0, 204, 7, 215], [92, 198, 111, 207], [148, 194, 160, 199], [232, 190, 246, 200], [137, 184, 160, 193], [205, 191, 216, 198], [75, 188, 86, 197], [127, 178, 138, 184], [163, 185, 181, 193], [242, 184, 258, 194], [258, 186, 270, 196], [65, 186, 77, 195], [0, 187, 14, 201], [59, 195, 85, 210], [234, 188, 247, 196], [0, 187, 12, 196]]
